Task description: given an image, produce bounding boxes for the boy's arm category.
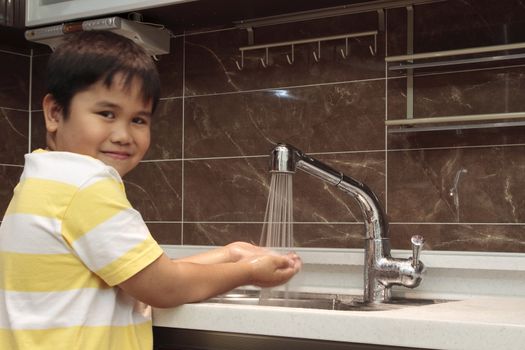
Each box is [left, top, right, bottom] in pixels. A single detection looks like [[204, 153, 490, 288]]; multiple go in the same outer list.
[[176, 242, 277, 265], [118, 252, 301, 308]]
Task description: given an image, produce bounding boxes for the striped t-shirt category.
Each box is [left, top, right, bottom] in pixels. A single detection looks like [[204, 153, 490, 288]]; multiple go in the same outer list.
[[0, 149, 164, 350]]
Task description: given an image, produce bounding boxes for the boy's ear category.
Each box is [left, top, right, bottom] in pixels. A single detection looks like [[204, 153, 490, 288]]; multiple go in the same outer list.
[[42, 93, 63, 132]]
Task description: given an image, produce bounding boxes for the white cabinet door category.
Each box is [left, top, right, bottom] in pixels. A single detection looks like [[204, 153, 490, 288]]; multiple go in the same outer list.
[[26, 0, 194, 26]]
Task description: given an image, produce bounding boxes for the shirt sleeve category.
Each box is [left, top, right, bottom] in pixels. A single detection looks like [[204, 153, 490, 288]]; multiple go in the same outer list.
[[61, 171, 164, 286]]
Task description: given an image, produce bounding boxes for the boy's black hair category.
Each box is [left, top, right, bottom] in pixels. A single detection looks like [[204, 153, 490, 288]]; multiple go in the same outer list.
[[45, 30, 161, 118]]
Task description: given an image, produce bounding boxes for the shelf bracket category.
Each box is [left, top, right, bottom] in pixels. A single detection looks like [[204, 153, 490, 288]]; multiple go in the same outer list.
[[406, 5, 414, 120]]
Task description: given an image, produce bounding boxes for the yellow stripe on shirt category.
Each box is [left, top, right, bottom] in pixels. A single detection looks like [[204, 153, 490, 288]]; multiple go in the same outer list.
[[5, 179, 77, 219], [96, 238, 164, 286], [62, 178, 131, 243], [0, 252, 108, 291], [0, 321, 152, 350]]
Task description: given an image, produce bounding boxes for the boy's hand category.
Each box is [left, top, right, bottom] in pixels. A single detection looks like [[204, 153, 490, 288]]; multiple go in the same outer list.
[[226, 241, 276, 262], [242, 252, 302, 288]]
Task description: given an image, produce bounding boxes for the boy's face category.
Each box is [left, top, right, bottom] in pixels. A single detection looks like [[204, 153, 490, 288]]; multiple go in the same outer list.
[[44, 74, 152, 177]]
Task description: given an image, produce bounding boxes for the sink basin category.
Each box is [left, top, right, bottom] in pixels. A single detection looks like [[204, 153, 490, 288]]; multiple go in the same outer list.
[[203, 290, 451, 311]]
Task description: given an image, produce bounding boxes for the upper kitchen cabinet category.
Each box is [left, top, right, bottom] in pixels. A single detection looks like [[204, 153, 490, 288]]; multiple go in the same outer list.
[[25, 0, 402, 30], [1, 0, 25, 27], [25, 0, 194, 26]]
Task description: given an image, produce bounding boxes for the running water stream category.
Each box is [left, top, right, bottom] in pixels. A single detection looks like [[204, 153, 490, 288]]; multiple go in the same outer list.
[[259, 173, 294, 248], [259, 173, 294, 305]]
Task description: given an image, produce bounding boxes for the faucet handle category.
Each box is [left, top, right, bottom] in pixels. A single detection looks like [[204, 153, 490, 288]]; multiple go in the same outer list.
[[410, 235, 425, 269]]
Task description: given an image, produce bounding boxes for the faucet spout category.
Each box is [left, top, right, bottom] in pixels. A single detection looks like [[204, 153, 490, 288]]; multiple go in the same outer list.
[[268, 144, 425, 303], [270, 144, 387, 241]]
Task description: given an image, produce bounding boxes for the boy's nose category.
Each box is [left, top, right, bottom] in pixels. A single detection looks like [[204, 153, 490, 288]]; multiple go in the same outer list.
[[110, 124, 133, 144]]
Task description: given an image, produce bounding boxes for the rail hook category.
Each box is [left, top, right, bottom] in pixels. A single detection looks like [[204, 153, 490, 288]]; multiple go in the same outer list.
[[235, 50, 244, 70], [260, 47, 270, 68], [369, 34, 378, 56], [286, 44, 295, 65], [340, 38, 350, 59], [312, 41, 321, 62]]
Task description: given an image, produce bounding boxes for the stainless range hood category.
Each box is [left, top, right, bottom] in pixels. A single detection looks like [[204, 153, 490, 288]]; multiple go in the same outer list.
[[24, 16, 171, 56]]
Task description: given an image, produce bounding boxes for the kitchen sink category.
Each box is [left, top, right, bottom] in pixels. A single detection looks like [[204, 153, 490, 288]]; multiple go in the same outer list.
[[203, 289, 450, 311]]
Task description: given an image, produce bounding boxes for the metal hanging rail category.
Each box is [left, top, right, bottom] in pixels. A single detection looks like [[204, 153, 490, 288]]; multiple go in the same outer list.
[[388, 120, 525, 133], [386, 42, 525, 70], [386, 112, 525, 126], [234, 0, 446, 29], [235, 30, 378, 70], [389, 52, 525, 70]]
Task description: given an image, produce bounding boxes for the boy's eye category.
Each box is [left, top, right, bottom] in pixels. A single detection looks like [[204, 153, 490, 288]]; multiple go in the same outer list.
[[133, 116, 149, 125], [98, 111, 115, 119]]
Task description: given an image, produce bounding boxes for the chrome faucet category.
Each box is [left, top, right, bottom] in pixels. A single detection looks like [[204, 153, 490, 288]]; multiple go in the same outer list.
[[269, 144, 425, 304]]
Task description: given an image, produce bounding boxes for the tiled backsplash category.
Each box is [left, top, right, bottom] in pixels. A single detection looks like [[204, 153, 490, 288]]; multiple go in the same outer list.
[[0, 32, 28, 215], [1, 0, 525, 252]]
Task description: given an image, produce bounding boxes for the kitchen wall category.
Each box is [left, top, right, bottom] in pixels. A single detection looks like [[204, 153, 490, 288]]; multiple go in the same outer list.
[[1, 0, 525, 252], [0, 28, 29, 222]]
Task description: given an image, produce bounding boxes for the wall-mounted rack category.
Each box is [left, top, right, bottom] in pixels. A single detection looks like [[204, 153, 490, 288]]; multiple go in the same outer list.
[[384, 5, 525, 133], [386, 112, 525, 126], [233, 0, 445, 30], [386, 112, 525, 133], [386, 42, 525, 70], [235, 30, 378, 70]]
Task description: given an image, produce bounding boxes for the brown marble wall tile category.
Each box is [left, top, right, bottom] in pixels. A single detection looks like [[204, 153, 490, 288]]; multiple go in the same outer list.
[[183, 223, 262, 246], [157, 36, 184, 99], [30, 111, 47, 151], [183, 222, 368, 249], [31, 54, 50, 111], [125, 161, 182, 221], [390, 223, 525, 253], [0, 51, 29, 110], [184, 11, 383, 96], [183, 152, 385, 223], [184, 80, 385, 158], [147, 222, 182, 245], [144, 98, 183, 160], [387, 146, 525, 223], [293, 223, 366, 249], [0, 165, 23, 216], [184, 157, 268, 222], [0, 109, 28, 164]]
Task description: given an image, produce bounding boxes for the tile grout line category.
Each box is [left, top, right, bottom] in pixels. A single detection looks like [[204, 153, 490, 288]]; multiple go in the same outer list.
[[180, 33, 186, 244], [139, 142, 525, 164], [144, 220, 525, 226], [384, 10, 389, 215], [182, 76, 388, 99], [157, 66, 525, 101], [1, 106, 29, 112], [28, 49, 33, 154], [0, 48, 30, 57]]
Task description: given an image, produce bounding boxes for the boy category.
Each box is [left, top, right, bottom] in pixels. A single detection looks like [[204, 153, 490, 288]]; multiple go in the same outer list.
[[0, 31, 301, 349]]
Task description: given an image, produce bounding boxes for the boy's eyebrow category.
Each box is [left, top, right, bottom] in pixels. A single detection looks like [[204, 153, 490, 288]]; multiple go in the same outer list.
[[95, 101, 122, 110], [95, 101, 153, 117]]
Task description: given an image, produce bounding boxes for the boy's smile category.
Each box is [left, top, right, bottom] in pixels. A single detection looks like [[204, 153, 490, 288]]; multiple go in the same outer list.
[[43, 74, 152, 177]]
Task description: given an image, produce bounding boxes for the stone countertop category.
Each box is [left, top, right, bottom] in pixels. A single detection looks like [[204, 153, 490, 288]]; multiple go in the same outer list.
[[153, 296, 525, 350], [155, 246, 525, 349]]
